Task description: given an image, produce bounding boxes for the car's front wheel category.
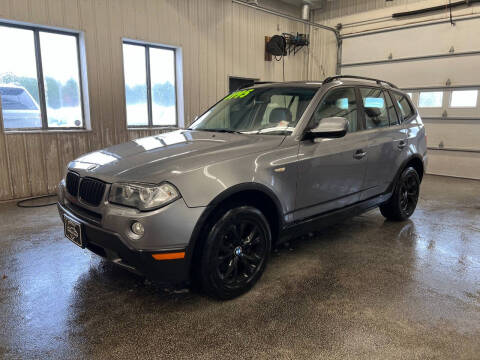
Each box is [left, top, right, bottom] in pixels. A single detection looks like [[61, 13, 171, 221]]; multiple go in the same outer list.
[[380, 166, 420, 221], [199, 206, 271, 300]]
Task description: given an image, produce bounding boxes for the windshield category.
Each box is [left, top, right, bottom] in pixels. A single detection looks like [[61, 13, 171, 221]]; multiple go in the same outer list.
[[189, 87, 317, 135]]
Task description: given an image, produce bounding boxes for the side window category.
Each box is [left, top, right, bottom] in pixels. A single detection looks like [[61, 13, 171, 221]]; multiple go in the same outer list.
[[393, 93, 415, 122], [123, 42, 178, 127], [0, 24, 87, 130], [359, 87, 389, 129], [385, 91, 399, 125], [310, 87, 358, 132]]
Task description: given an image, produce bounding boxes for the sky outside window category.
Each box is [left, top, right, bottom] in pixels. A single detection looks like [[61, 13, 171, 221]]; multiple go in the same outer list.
[[0, 26, 41, 128], [450, 90, 478, 108]]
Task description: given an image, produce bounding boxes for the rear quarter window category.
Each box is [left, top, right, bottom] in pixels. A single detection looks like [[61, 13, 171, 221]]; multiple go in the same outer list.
[[392, 92, 415, 122]]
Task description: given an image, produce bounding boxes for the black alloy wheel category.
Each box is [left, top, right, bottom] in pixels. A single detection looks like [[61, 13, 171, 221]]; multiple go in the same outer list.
[[200, 206, 271, 299], [398, 171, 419, 217], [380, 166, 420, 221]]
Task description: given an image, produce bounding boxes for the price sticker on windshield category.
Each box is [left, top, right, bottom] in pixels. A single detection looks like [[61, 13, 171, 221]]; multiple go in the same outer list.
[[225, 89, 254, 100]]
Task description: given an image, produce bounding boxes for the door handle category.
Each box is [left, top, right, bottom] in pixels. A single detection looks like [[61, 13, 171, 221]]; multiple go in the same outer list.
[[398, 140, 407, 149], [353, 149, 367, 159]]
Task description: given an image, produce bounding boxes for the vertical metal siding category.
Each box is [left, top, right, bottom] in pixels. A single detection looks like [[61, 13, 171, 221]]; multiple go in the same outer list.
[[0, 0, 336, 201]]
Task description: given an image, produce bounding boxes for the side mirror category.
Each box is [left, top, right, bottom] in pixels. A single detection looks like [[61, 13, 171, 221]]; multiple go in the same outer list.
[[303, 117, 349, 140]]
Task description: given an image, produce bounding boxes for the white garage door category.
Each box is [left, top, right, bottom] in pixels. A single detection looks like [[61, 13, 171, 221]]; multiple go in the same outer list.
[[340, 16, 480, 180]]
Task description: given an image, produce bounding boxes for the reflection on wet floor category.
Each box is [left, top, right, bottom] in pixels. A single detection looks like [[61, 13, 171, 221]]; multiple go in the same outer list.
[[0, 175, 479, 359]]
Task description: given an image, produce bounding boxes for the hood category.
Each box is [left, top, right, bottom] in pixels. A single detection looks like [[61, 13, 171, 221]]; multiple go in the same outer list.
[[68, 130, 285, 183]]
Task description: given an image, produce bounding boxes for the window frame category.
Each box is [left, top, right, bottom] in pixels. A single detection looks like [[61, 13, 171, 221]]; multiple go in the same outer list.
[[448, 89, 479, 109], [122, 40, 178, 129], [0, 21, 87, 132], [384, 90, 401, 126]]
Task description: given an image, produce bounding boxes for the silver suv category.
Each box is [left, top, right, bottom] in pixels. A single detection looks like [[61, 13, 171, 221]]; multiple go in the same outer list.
[[57, 76, 427, 299]]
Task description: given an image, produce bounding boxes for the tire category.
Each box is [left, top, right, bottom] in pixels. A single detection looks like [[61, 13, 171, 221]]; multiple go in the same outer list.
[[199, 206, 271, 300], [380, 166, 420, 221]]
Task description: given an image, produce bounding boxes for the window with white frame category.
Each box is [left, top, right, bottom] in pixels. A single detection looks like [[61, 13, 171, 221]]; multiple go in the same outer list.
[[0, 23, 86, 130], [122, 41, 177, 127], [418, 91, 443, 108], [449, 90, 478, 108]]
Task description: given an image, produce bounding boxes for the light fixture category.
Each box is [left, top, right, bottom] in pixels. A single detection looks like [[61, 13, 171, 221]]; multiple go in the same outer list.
[[131, 222, 145, 237]]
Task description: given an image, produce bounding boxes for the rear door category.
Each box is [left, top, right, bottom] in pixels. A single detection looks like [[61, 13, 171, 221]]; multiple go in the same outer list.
[[294, 86, 370, 221], [359, 87, 408, 199]]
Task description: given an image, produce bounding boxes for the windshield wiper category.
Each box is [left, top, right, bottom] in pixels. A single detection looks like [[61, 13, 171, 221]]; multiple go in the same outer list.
[[194, 128, 243, 134]]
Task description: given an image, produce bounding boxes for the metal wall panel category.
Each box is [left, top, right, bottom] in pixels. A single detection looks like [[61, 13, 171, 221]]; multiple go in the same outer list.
[[341, 55, 480, 88], [315, 0, 443, 23], [0, 0, 336, 201], [342, 17, 480, 65], [424, 120, 480, 151], [427, 149, 480, 180]]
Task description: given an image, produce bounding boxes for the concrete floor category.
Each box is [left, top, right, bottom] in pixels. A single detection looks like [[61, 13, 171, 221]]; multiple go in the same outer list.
[[0, 175, 479, 359]]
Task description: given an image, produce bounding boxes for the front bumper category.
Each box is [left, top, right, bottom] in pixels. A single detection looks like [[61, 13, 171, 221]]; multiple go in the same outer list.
[[58, 202, 193, 284], [57, 170, 208, 283]]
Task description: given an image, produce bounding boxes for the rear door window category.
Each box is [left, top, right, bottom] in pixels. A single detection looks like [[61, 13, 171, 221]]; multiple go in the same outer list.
[[359, 87, 389, 129]]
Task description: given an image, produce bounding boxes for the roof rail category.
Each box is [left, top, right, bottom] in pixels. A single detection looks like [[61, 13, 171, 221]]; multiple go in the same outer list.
[[323, 75, 398, 89], [237, 81, 279, 90], [254, 81, 279, 86]]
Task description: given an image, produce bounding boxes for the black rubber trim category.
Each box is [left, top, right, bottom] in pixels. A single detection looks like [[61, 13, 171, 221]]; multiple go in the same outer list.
[[280, 191, 392, 242]]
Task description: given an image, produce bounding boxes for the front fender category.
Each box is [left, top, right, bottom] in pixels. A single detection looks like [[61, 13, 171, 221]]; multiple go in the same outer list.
[[167, 143, 299, 216]]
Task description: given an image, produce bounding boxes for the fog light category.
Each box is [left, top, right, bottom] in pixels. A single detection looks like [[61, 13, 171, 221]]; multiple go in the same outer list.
[[131, 222, 145, 236]]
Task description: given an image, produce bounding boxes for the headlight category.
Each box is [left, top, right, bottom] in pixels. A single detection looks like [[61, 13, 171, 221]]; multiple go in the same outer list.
[[109, 182, 180, 211]]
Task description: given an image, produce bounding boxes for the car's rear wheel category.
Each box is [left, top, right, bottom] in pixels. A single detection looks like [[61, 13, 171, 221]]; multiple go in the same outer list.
[[380, 166, 420, 221], [199, 206, 271, 300]]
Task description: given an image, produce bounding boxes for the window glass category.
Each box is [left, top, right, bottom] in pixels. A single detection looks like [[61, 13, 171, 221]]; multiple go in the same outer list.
[[149, 47, 176, 126], [123, 43, 149, 126], [262, 95, 299, 126], [123, 43, 178, 128], [0, 24, 86, 131], [309, 87, 358, 132], [0, 26, 41, 129], [360, 88, 389, 129], [40, 32, 83, 128], [450, 90, 478, 108], [385, 92, 399, 125], [418, 91, 443, 107], [190, 87, 316, 135], [393, 93, 415, 121], [406, 92, 413, 99]]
